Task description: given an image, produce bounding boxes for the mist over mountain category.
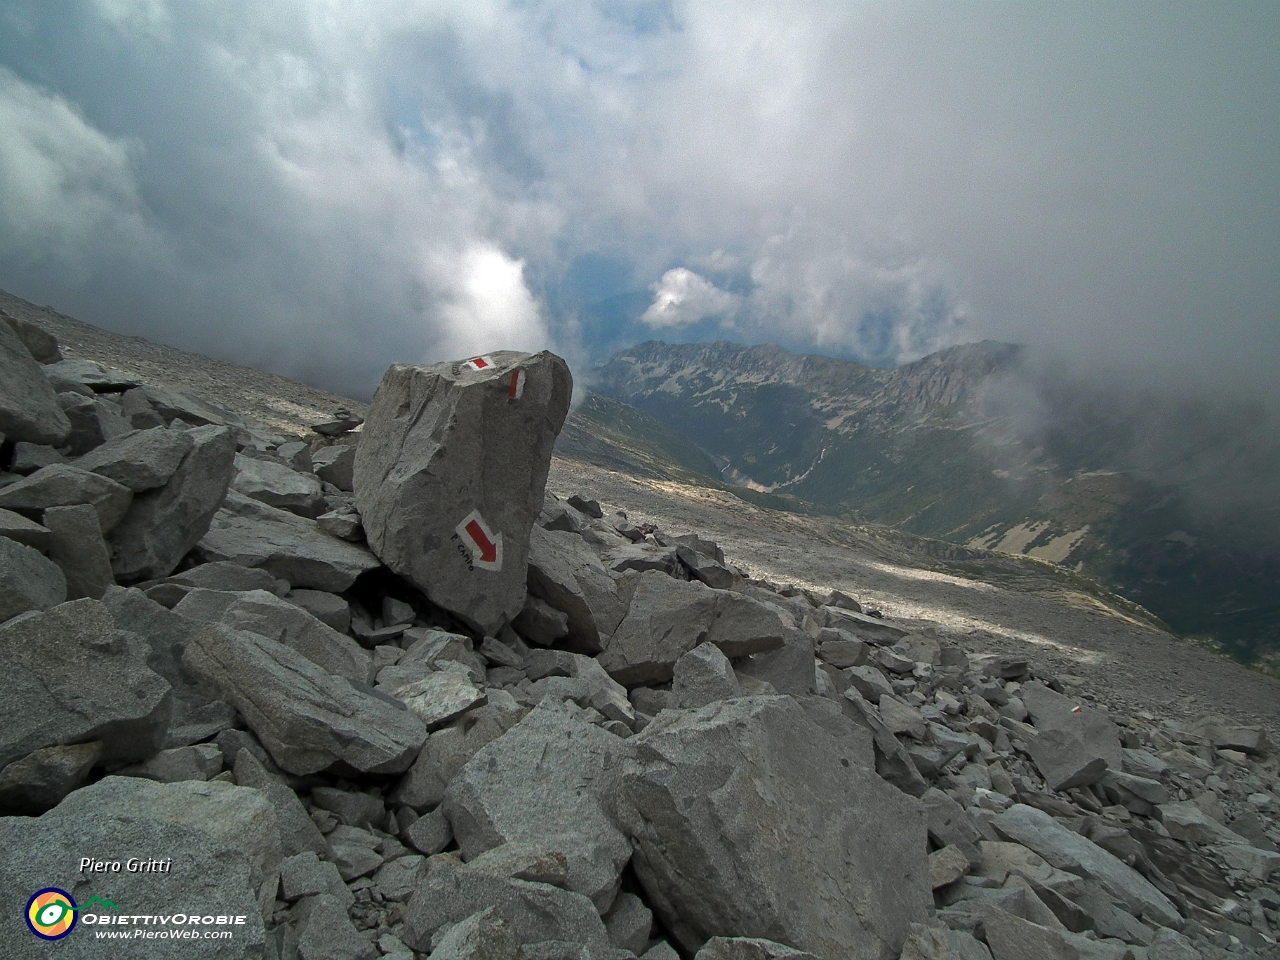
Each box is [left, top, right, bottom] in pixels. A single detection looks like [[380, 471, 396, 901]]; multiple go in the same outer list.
[[577, 339, 1280, 668]]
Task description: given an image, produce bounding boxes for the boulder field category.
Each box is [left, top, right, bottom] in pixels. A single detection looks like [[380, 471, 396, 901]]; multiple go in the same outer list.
[[0, 315, 1277, 959]]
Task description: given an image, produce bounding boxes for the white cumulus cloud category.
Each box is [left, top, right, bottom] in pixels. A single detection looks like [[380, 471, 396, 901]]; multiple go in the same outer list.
[[641, 267, 739, 329], [430, 243, 549, 360]]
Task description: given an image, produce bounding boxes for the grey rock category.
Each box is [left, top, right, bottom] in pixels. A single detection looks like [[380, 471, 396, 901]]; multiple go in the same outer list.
[[466, 841, 571, 886], [527, 526, 629, 652], [980, 908, 1079, 960], [120, 743, 223, 782], [1188, 715, 1270, 755], [931, 845, 973, 888], [317, 509, 364, 540], [311, 786, 384, 829], [0, 310, 60, 362], [402, 858, 610, 953], [197, 490, 381, 591], [0, 598, 170, 767], [922, 789, 984, 867], [672, 641, 741, 709], [0, 741, 101, 816], [898, 923, 992, 960], [677, 545, 736, 589], [142, 382, 247, 428], [428, 906, 517, 960], [444, 701, 633, 911], [182, 623, 426, 775], [326, 827, 385, 880], [392, 702, 528, 813], [233, 748, 330, 858], [1074, 881, 1155, 945], [0, 315, 71, 444], [375, 853, 427, 902], [74, 426, 195, 491], [406, 806, 454, 855], [44, 503, 115, 599], [294, 892, 377, 960], [280, 851, 353, 905], [286, 589, 351, 631], [312, 444, 356, 491], [840, 687, 930, 797], [379, 669, 488, 729], [733, 628, 816, 698], [480, 636, 524, 668], [119, 386, 165, 428], [0, 785, 267, 957], [0, 534, 66, 621], [1021, 683, 1123, 792], [513, 593, 571, 645], [599, 572, 791, 686], [10, 440, 67, 473], [880, 693, 929, 741], [175, 587, 373, 684], [0, 463, 133, 532], [233, 452, 326, 517], [607, 696, 929, 958], [524, 652, 636, 726], [276, 440, 313, 472], [694, 939, 818, 960], [567, 495, 603, 518], [354, 352, 571, 634], [0, 505, 52, 550], [60, 392, 133, 454], [818, 637, 869, 669], [605, 892, 653, 956], [1145, 929, 1200, 960], [992, 804, 1180, 928], [155, 560, 289, 601], [109, 424, 237, 582], [826, 607, 910, 643], [45, 358, 140, 391]]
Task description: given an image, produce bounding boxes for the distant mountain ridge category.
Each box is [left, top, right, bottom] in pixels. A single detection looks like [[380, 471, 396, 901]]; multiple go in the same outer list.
[[571, 339, 1280, 670]]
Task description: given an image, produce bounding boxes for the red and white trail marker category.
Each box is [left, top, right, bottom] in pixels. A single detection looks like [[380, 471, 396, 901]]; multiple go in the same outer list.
[[454, 509, 503, 570], [507, 368, 525, 401], [463, 356, 495, 372], [1071, 705, 1083, 714]]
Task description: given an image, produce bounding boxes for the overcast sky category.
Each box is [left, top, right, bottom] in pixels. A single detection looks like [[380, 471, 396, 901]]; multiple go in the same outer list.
[[1, 1, 1277, 403]]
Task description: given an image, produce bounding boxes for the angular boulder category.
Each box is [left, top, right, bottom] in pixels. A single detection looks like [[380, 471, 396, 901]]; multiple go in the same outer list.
[[354, 352, 572, 634], [1021, 683, 1123, 792], [606, 695, 929, 958], [527, 526, 628, 653], [44, 503, 115, 600], [73, 426, 194, 491], [0, 534, 66, 622], [0, 313, 71, 445], [231, 452, 325, 517], [108, 424, 237, 582], [444, 701, 633, 911], [0, 463, 133, 532], [197, 490, 380, 591], [182, 623, 426, 775], [0, 599, 171, 768]]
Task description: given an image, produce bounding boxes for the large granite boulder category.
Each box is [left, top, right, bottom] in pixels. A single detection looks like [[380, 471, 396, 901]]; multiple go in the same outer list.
[[606, 696, 929, 959], [354, 352, 572, 634], [182, 623, 426, 775], [0, 599, 171, 769], [0, 312, 71, 445], [526, 526, 628, 653], [231, 452, 325, 518], [73, 426, 194, 491], [444, 701, 633, 911], [1020, 683, 1124, 792], [108, 424, 237, 583], [0, 463, 133, 533], [0, 534, 66, 622], [196, 490, 380, 591]]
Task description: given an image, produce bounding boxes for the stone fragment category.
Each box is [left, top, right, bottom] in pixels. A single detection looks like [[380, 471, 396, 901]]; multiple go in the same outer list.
[[232, 452, 325, 518], [428, 906, 518, 960], [567, 495, 603, 518], [466, 842, 571, 887], [0, 506, 52, 550], [232, 748, 330, 858], [677, 545, 736, 589], [694, 938, 819, 960], [281, 851, 353, 905], [513, 593, 571, 645], [379, 669, 488, 729], [974, 842, 1083, 897], [60, 392, 133, 454], [312, 444, 356, 490], [608, 696, 928, 958], [74, 426, 195, 491], [119, 386, 164, 428], [1188, 716, 1269, 756], [311, 786, 384, 828], [826, 607, 910, 643], [175, 587, 372, 684], [0, 741, 101, 815], [108, 424, 237, 582], [317, 509, 363, 540], [0, 599, 170, 767], [527, 526, 629, 652], [672, 641, 741, 709], [276, 439, 313, 471], [0, 311, 60, 362], [0, 534, 66, 621], [980, 908, 1079, 960], [445, 701, 632, 910], [524, 652, 636, 726], [119, 742, 223, 782], [880, 693, 928, 741], [992, 804, 1180, 927], [375, 853, 427, 902], [1156, 800, 1241, 845], [391, 695, 528, 810], [605, 892, 653, 956], [197, 489, 381, 590], [11, 441, 67, 474], [287, 588, 352, 631], [295, 892, 377, 960], [931, 845, 973, 888], [0, 315, 71, 444], [142, 382, 245, 428], [1021, 683, 1123, 792], [402, 859, 610, 953], [406, 807, 454, 855], [599, 572, 791, 686], [182, 623, 426, 775], [845, 664, 894, 703], [818, 637, 869, 668], [44, 503, 115, 600], [354, 352, 571, 634], [0, 463, 132, 532]]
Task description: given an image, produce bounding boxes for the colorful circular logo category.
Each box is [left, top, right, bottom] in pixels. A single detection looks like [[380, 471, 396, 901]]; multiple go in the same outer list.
[[26, 888, 78, 940]]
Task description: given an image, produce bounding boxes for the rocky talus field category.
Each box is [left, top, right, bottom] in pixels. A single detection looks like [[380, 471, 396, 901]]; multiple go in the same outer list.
[[1, 293, 1278, 960]]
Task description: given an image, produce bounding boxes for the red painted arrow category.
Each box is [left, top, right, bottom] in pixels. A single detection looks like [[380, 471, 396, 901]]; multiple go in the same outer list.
[[464, 519, 498, 563]]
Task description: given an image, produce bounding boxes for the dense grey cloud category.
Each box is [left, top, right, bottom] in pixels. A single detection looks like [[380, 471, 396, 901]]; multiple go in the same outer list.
[[0, 1, 1276, 404]]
